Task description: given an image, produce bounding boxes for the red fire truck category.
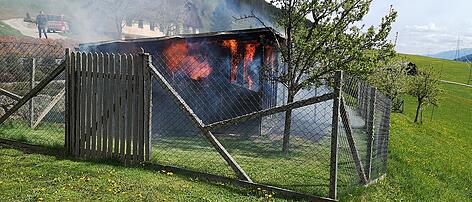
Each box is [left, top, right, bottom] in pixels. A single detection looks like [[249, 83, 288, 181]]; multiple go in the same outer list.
[[46, 14, 69, 33]]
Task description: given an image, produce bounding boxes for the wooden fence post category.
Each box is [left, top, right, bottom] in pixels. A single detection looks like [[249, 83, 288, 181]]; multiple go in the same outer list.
[[365, 87, 376, 181], [329, 70, 342, 200], [29, 58, 36, 128]]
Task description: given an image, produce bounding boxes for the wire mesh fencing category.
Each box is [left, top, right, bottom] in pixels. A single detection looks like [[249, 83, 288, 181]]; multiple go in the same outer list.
[[0, 42, 66, 148], [0, 40, 392, 200], [337, 75, 391, 195], [148, 51, 392, 198]]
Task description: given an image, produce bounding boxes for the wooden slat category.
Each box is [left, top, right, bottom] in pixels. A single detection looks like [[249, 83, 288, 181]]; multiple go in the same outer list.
[[91, 53, 98, 156], [96, 53, 104, 155], [143, 55, 152, 161], [107, 54, 115, 157], [119, 55, 127, 159], [91, 53, 98, 155], [137, 52, 145, 162], [80, 52, 87, 157], [113, 54, 121, 156], [65, 48, 71, 154], [126, 55, 134, 161], [102, 53, 110, 157], [132, 53, 139, 162], [84, 53, 93, 157], [70, 52, 77, 156], [74, 52, 81, 157]]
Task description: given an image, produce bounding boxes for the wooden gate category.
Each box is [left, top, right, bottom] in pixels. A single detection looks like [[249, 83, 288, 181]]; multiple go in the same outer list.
[[65, 50, 152, 162]]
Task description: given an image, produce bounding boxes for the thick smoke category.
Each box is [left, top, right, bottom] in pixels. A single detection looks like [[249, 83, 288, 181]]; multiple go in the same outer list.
[[30, 0, 278, 43]]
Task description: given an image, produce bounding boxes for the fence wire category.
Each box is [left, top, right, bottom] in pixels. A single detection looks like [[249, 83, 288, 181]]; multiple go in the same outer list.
[[0, 42, 66, 148], [0, 41, 392, 199], [149, 51, 391, 198]]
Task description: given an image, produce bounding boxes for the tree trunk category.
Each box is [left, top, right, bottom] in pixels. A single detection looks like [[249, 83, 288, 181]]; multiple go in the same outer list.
[[282, 91, 295, 154], [414, 98, 422, 123]]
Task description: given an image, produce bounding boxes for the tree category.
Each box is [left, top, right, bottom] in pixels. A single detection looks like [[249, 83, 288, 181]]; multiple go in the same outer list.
[[94, 0, 139, 39], [408, 67, 441, 123], [369, 60, 409, 112], [239, 0, 397, 154]]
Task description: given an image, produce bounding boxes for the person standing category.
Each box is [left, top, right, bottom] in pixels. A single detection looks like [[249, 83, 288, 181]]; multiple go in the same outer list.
[[36, 11, 48, 39]]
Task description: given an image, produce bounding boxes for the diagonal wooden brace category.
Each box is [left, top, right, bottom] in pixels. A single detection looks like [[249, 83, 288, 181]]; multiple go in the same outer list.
[[340, 97, 368, 185], [32, 88, 66, 129], [0, 62, 66, 124], [205, 93, 334, 131], [148, 62, 253, 182]]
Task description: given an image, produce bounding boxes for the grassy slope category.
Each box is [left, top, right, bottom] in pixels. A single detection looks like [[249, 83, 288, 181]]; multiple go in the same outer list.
[[0, 21, 23, 36], [399, 53, 471, 84], [344, 55, 472, 201]]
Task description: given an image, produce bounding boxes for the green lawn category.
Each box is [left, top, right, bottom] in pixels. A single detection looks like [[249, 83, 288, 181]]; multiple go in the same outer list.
[[0, 146, 279, 201], [0, 120, 364, 200], [0, 21, 23, 36], [344, 55, 472, 201]]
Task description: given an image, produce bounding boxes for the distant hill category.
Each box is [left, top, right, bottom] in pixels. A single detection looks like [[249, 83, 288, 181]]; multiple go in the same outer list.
[[426, 48, 472, 60], [455, 54, 472, 62]]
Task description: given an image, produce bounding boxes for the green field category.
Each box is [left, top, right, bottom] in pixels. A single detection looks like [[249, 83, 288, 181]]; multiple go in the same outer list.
[[0, 21, 23, 36], [344, 55, 472, 201], [0, 54, 471, 201]]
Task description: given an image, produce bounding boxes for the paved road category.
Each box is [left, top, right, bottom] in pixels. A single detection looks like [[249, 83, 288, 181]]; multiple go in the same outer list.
[[440, 80, 472, 88], [2, 18, 68, 40]]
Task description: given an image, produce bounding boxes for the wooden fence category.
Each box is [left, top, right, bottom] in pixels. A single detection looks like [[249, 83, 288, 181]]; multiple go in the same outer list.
[[65, 50, 152, 162]]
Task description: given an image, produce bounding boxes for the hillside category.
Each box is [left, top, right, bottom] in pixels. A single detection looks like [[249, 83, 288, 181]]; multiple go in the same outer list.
[[426, 48, 472, 61], [399, 54, 471, 84], [346, 54, 472, 201], [0, 21, 23, 36]]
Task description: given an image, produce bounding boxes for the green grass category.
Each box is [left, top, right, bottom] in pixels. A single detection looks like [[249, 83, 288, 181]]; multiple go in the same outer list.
[[399, 53, 471, 84], [0, 120, 365, 200], [0, 21, 23, 36], [344, 55, 472, 201], [0, 146, 280, 201]]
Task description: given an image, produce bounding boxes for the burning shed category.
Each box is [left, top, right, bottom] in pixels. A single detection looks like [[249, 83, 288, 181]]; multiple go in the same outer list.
[[80, 28, 284, 137]]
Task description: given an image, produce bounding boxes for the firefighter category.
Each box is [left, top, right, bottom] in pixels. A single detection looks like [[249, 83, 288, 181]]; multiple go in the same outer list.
[[36, 11, 48, 39]]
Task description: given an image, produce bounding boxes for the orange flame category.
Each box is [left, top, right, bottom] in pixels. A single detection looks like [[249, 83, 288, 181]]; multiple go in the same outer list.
[[244, 42, 260, 90], [264, 45, 275, 68], [222, 39, 241, 82], [163, 41, 212, 80]]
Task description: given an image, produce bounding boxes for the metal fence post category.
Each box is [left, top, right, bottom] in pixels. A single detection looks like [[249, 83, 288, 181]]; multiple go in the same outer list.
[[365, 87, 376, 181], [29, 58, 36, 128], [329, 70, 342, 199]]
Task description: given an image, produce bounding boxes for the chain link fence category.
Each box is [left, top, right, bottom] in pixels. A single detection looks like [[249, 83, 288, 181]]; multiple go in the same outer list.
[[0, 41, 66, 148], [149, 51, 391, 198], [0, 40, 391, 200]]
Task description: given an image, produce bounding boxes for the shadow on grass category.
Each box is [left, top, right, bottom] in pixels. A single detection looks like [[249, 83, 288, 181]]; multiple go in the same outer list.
[[0, 138, 267, 200]]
